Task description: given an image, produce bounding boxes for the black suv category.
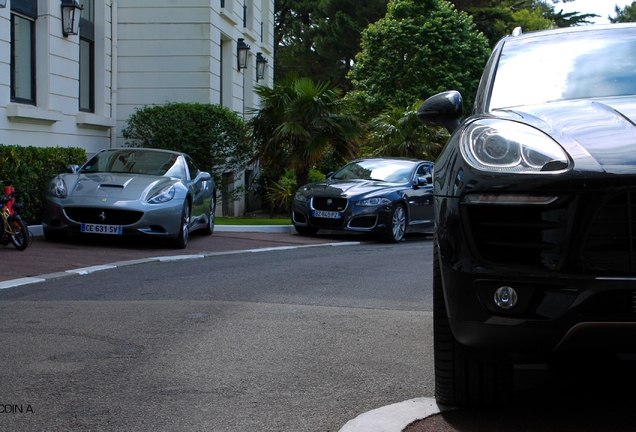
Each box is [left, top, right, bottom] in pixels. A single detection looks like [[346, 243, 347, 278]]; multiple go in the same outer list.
[[418, 23, 636, 407]]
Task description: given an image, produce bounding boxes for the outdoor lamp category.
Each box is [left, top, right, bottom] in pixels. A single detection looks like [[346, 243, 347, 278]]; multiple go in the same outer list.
[[61, 0, 83, 37], [256, 52, 268, 81], [237, 38, 251, 70], [0, 0, 7, 8]]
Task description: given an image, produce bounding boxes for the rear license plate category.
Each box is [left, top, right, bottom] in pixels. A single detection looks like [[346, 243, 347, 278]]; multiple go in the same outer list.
[[313, 210, 341, 219], [81, 223, 123, 235]]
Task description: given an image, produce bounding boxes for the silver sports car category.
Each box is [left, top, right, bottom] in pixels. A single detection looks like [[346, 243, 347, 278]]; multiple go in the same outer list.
[[42, 148, 216, 248]]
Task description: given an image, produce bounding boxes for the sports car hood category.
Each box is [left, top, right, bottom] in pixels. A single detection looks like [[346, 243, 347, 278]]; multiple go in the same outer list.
[[299, 179, 398, 198], [497, 98, 636, 174], [65, 173, 174, 200]]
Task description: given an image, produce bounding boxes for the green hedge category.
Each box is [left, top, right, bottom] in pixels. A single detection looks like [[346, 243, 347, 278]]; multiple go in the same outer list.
[[0, 145, 87, 224]]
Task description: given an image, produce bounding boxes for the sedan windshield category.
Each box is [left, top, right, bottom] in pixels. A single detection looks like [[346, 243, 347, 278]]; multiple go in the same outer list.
[[82, 150, 183, 178], [332, 159, 416, 183], [489, 26, 636, 110]]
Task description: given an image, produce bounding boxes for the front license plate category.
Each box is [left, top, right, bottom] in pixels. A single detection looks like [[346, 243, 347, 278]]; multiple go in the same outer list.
[[81, 223, 123, 235], [313, 210, 341, 219]]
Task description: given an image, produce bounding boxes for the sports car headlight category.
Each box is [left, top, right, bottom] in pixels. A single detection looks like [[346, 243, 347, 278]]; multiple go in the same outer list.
[[460, 120, 570, 173], [294, 192, 307, 203], [148, 185, 175, 204], [50, 177, 68, 198], [355, 197, 392, 206]]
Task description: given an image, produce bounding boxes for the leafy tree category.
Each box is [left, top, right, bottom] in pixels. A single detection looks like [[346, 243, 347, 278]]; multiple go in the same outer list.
[[347, 0, 491, 120], [365, 102, 448, 161], [248, 78, 362, 188], [275, 0, 388, 92], [611, 1, 636, 22], [121, 103, 253, 200]]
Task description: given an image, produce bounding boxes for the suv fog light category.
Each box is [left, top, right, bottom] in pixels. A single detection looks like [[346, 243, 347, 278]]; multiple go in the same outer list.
[[494, 286, 518, 310]]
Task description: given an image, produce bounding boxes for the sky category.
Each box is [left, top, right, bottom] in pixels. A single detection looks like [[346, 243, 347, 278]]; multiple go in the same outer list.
[[556, 0, 633, 24]]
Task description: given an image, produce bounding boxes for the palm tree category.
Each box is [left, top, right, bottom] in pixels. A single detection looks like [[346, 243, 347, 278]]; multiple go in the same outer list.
[[248, 77, 361, 188], [366, 101, 448, 161]]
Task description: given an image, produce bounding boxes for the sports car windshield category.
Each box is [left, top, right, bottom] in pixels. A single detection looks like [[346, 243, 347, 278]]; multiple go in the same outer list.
[[81, 150, 183, 178], [489, 26, 636, 110], [332, 160, 416, 183]]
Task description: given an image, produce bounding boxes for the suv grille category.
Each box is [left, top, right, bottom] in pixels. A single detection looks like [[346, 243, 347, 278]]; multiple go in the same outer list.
[[583, 191, 636, 272], [464, 204, 568, 269], [64, 207, 143, 225], [580, 290, 636, 318]]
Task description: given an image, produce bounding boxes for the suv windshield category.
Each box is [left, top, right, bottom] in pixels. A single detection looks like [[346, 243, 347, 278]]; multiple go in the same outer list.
[[489, 26, 636, 110]]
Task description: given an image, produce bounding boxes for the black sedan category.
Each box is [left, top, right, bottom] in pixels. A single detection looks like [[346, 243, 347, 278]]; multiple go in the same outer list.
[[292, 158, 434, 242], [418, 23, 636, 407]]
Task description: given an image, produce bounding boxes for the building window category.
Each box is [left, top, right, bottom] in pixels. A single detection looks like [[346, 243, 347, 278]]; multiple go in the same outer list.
[[79, 0, 95, 112], [10, 6, 36, 105]]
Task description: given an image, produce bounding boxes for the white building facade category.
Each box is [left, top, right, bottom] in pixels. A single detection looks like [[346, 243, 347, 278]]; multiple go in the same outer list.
[[0, 0, 274, 216]]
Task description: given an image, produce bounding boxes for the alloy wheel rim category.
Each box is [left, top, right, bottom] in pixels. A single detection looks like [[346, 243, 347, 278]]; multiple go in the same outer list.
[[393, 207, 406, 240]]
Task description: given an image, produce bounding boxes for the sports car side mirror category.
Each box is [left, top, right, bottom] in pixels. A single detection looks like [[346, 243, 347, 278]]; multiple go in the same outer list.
[[417, 90, 463, 134], [196, 171, 212, 182], [66, 164, 80, 174]]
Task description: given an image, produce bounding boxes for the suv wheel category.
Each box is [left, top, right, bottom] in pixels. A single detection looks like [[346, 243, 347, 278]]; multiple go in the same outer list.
[[433, 238, 513, 406]]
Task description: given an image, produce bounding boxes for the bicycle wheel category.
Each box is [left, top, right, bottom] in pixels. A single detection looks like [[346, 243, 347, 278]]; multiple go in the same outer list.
[[9, 218, 29, 251]]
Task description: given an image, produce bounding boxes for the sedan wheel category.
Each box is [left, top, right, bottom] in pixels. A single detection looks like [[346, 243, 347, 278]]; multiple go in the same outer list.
[[172, 201, 190, 249], [382, 204, 406, 243]]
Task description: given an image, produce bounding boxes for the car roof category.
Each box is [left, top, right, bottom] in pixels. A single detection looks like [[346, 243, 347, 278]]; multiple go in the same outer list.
[[502, 22, 636, 44]]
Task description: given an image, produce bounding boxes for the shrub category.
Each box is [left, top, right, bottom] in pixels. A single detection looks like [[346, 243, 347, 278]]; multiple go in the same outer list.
[[122, 103, 254, 201], [0, 145, 86, 224]]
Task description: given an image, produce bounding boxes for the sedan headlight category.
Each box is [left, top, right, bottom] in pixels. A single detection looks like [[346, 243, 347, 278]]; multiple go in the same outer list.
[[294, 192, 308, 203], [355, 197, 392, 206], [50, 177, 68, 198], [460, 120, 570, 173], [148, 185, 176, 204]]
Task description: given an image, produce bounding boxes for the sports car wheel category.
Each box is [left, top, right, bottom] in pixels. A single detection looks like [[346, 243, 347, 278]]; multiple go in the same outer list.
[[433, 239, 513, 407], [382, 204, 406, 243], [173, 201, 191, 249], [203, 197, 216, 236], [294, 226, 319, 236]]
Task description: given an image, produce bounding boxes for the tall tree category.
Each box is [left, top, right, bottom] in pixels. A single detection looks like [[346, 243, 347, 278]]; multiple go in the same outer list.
[[366, 102, 448, 161], [611, 1, 636, 22], [275, 0, 388, 92], [248, 78, 362, 188], [347, 0, 491, 120]]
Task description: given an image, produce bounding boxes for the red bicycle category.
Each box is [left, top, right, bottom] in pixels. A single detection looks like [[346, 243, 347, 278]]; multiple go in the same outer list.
[[0, 180, 30, 251]]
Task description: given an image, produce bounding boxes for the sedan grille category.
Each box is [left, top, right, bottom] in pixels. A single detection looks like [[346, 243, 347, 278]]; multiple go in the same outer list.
[[582, 191, 636, 272], [311, 197, 348, 212], [64, 207, 143, 225]]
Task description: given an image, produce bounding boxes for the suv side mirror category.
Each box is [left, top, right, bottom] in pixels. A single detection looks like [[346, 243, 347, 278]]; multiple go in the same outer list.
[[417, 90, 463, 134]]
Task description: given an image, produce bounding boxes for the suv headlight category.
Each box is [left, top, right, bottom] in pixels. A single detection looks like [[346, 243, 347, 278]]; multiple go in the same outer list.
[[50, 177, 68, 198], [460, 120, 570, 173], [148, 185, 175, 204]]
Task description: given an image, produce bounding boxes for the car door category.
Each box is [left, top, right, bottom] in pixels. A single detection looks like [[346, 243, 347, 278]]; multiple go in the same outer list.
[[403, 163, 434, 229], [184, 156, 209, 220]]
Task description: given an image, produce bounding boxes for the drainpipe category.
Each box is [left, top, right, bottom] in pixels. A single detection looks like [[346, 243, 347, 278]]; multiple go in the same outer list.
[[110, 0, 118, 148]]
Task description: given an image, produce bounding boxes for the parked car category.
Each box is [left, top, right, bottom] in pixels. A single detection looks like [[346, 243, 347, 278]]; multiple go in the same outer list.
[[292, 157, 434, 242], [417, 23, 636, 407], [42, 148, 216, 249]]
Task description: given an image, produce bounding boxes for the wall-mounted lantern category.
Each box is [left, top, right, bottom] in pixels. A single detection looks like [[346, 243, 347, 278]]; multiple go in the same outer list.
[[237, 38, 251, 71], [0, 0, 7, 9], [61, 0, 83, 37], [256, 52, 268, 82]]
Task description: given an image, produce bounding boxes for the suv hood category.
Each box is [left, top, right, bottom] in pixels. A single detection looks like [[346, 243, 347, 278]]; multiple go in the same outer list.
[[499, 98, 636, 174]]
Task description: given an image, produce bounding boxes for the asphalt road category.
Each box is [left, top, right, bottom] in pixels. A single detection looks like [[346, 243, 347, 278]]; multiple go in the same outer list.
[[0, 234, 436, 431]]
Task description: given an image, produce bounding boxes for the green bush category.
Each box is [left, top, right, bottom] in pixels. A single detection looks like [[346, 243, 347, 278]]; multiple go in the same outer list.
[[122, 102, 254, 201], [0, 145, 87, 224]]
